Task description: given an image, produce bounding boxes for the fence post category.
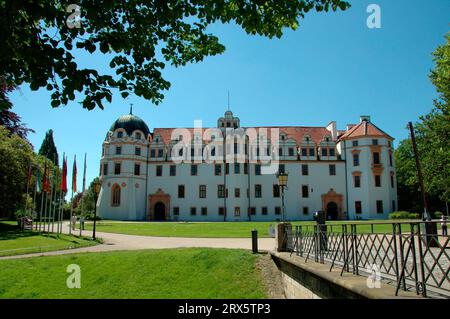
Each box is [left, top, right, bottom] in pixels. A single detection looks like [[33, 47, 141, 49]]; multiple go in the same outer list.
[[392, 223, 400, 292], [409, 223, 420, 295], [397, 223, 407, 291], [353, 224, 359, 275], [416, 222, 427, 297]]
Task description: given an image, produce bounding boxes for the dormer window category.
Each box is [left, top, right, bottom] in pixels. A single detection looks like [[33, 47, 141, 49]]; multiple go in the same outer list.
[[117, 131, 123, 138], [280, 134, 286, 141], [372, 139, 378, 146], [135, 132, 141, 140]]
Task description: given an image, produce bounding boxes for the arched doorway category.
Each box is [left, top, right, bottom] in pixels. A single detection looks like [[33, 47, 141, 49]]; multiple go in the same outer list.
[[154, 202, 166, 221], [326, 202, 338, 220]]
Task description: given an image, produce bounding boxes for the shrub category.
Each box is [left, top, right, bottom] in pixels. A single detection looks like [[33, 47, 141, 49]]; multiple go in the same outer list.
[[432, 211, 443, 219], [389, 211, 420, 220]]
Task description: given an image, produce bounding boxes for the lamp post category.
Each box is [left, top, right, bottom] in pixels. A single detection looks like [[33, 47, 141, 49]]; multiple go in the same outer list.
[[92, 180, 101, 240], [276, 172, 289, 222]]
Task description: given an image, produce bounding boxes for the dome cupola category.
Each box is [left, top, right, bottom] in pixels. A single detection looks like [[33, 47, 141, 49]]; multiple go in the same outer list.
[[110, 107, 150, 137]]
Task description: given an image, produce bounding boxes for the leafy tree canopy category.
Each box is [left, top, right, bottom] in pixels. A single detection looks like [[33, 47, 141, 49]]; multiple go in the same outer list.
[[0, 0, 350, 110]]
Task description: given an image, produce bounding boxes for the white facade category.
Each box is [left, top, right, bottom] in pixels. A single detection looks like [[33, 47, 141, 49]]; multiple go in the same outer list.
[[97, 111, 397, 221]]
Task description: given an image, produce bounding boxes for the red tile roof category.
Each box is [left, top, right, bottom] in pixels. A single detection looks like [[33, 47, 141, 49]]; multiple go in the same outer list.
[[338, 121, 393, 140], [152, 126, 332, 145]]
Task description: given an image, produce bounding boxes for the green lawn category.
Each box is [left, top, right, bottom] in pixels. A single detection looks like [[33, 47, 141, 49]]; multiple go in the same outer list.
[[78, 220, 402, 238], [0, 221, 98, 257], [0, 248, 267, 298]]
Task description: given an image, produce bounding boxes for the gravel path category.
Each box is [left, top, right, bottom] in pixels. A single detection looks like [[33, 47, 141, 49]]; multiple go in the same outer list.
[[0, 222, 276, 260]]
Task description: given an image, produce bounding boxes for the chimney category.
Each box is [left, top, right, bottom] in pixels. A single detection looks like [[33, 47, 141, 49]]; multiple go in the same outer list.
[[346, 124, 356, 131], [360, 115, 371, 123]]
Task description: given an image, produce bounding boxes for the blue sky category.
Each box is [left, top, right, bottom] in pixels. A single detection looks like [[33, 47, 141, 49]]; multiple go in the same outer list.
[[9, 0, 450, 191]]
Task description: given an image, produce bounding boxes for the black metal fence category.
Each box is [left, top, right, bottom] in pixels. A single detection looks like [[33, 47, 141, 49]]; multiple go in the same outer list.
[[285, 221, 449, 298]]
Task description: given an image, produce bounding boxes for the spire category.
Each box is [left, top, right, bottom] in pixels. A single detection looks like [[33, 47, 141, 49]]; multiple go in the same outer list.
[[227, 91, 230, 111], [129, 103, 133, 115]]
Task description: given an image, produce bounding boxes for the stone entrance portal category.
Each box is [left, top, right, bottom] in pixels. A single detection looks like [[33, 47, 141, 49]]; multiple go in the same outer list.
[[148, 189, 170, 221], [321, 189, 344, 220]]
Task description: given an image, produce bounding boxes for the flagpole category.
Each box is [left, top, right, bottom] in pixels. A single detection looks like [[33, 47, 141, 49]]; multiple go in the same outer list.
[[58, 153, 66, 235], [71, 154, 77, 236], [79, 153, 87, 237], [25, 161, 32, 216], [32, 165, 38, 231], [39, 190, 44, 232]]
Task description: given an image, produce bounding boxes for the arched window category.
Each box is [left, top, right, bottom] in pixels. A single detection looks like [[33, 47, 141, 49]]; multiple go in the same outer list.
[[111, 184, 121, 207]]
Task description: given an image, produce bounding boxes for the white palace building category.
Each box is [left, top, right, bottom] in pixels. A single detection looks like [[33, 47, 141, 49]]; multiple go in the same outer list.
[[97, 109, 398, 222]]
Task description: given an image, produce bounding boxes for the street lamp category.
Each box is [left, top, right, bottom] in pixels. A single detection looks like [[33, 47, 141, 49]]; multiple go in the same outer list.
[[92, 180, 101, 240], [276, 171, 289, 222]]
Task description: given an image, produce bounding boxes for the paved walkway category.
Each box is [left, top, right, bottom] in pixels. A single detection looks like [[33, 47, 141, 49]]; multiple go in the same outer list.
[[0, 223, 276, 260]]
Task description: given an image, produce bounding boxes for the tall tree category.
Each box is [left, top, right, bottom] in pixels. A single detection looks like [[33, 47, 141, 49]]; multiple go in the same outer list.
[[395, 33, 449, 212], [0, 126, 34, 218], [0, 0, 350, 110], [39, 129, 59, 164]]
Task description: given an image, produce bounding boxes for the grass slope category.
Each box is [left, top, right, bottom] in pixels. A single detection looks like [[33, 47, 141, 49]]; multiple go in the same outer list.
[[78, 220, 398, 238], [0, 221, 97, 257], [0, 248, 267, 299]]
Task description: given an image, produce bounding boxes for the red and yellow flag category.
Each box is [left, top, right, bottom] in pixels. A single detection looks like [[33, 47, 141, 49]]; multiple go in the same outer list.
[[72, 155, 77, 193], [43, 161, 50, 193], [61, 156, 67, 193]]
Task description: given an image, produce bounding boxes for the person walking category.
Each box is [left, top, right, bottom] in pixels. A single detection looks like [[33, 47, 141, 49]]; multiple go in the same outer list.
[[71, 214, 77, 230], [441, 215, 448, 236]]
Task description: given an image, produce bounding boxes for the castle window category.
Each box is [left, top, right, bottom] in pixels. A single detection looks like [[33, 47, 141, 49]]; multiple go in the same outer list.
[[156, 165, 162, 176], [117, 132, 123, 138], [190, 207, 197, 216], [134, 163, 140, 176], [215, 164, 222, 176], [353, 154, 360, 166], [354, 175, 361, 188], [376, 200, 384, 214], [218, 185, 225, 198], [135, 147, 141, 156], [301, 148, 307, 156], [191, 164, 198, 176], [352, 141, 358, 147], [288, 148, 294, 156], [372, 139, 378, 146], [275, 207, 281, 215], [116, 146, 122, 155], [234, 188, 240, 198], [278, 148, 283, 156], [389, 153, 393, 166], [303, 207, 309, 215], [158, 149, 164, 158], [302, 185, 309, 198], [373, 152, 380, 164], [102, 163, 108, 176], [255, 185, 262, 198], [321, 148, 328, 157], [244, 163, 248, 175], [302, 164, 309, 176], [309, 148, 315, 157], [150, 149, 156, 158], [173, 207, 179, 215], [329, 148, 335, 156], [262, 207, 268, 215], [273, 185, 280, 198], [255, 164, 261, 176], [225, 163, 229, 175], [249, 207, 256, 216], [135, 132, 141, 140], [199, 185, 206, 198], [219, 207, 225, 215], [114, 163, 121, 175], [234, 207, 240, 217], [375, 175, 381, 187], [391, 175, 395, 188], [329, 164, 336, 176], [355, 201, 362, 214], [279, 164, 285, 174], [234, 163, 240, 174], [201, 207, 207, 216], [111, 184, 121, 207], [178, 185, 185, 198], [170, 165, 176, 176]]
